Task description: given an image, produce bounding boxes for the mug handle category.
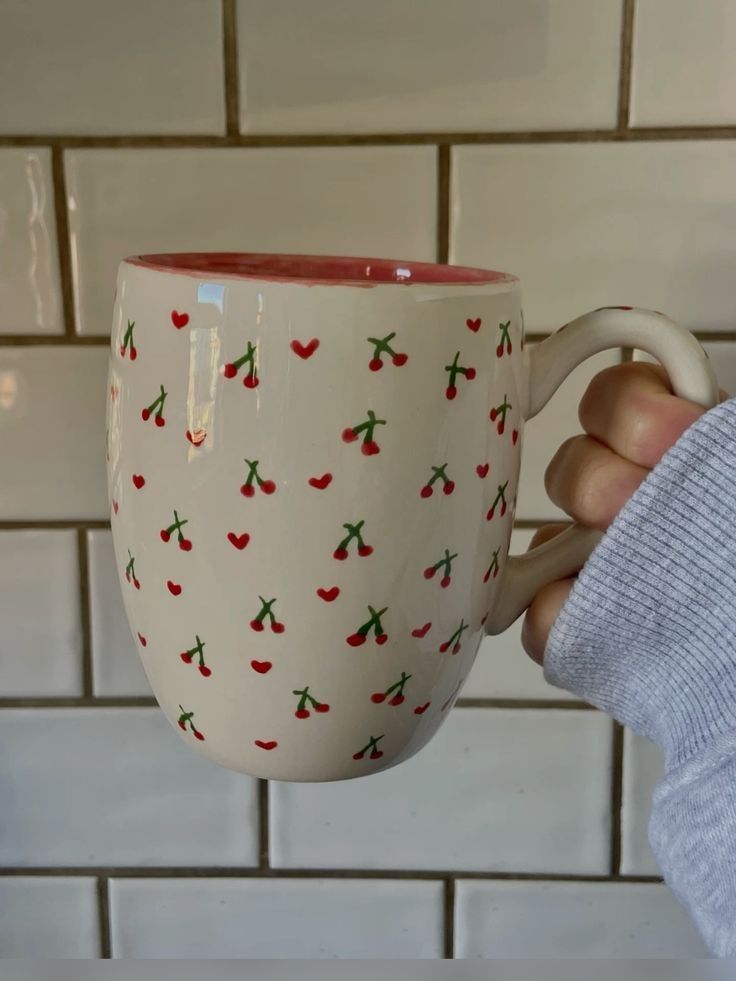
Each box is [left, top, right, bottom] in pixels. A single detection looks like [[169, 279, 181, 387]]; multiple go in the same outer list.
[[485, 306, 720, 635]]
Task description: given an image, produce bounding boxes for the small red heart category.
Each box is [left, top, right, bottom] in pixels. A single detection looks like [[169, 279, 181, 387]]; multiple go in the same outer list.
[[414, 702, 430, 715], [167, 580, 182, 596], [291, 338, 320, 360], [476, 463, 489, 479], [171, 310, 189, 329], [112, 500, 119, 514], [186, 429, 206, 446], [466, 317, 482, 332], [412, 622, 431, 639], [137, 632, 147, 647], [251, 660, 272, 674], [317, 586, 340, 602], [132, 474, 145, 489], [255, 739, 277, 750], [512, 429, 519, 445], [227, 532, 250, 550], [308, 473, 332, 490]]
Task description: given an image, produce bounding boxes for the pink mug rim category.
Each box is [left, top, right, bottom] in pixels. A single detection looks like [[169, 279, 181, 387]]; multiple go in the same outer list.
[[124, 252, 518, 288]]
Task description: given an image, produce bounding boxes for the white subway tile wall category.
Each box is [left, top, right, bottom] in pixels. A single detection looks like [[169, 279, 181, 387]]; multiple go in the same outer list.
[[0, 0, 729, 960]]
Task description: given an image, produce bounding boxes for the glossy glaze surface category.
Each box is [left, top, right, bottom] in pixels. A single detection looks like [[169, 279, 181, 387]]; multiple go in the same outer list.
[[107, 255, 524, 780]]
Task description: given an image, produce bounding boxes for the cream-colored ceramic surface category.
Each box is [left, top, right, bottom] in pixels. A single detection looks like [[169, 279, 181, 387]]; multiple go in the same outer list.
[[452, 141, 736, 332], [0, 148, 62, 334], [65, 147, 437, 336], [236, 0, 621, 134], [636, 341, 736, 397], [0, 347, 108, 519], [632, 0, 736, 126], [108, 259, 718, 780], [620, 729, 665, 876], [0, 0, 224, 135]]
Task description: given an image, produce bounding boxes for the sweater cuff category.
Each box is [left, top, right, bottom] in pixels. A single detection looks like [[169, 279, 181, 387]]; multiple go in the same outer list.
[[543, 396, 736, 770]]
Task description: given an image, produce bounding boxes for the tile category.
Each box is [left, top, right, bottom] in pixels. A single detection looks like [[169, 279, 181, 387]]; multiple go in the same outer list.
[[271, 708, 611, 873], [632, 0, 736, 126], [88, 530, 152, 697], [0, 709, 258, 866], [0, 149, 63, 334], [237, 0, 621, 134], [110, 878, 443, 958], [621, 730, 665, 877], [517, 346, 622, 521], [465, 528, 576, 701], [0, 531, 82, 696], [635, 342, 736, 400], [0, 347, 108, 519], [455, 879, 708, 958], [0, 0, 224, 134], [66, 147, 437, 335], [0, 877, 99, 957], [452, 142, 736, 333]]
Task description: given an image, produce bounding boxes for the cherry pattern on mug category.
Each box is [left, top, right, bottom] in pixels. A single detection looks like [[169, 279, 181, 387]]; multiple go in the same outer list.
[[112, 311, 523, 770]]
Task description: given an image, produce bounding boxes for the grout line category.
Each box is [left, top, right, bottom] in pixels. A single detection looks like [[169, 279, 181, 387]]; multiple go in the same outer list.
[[0, 867, 663, 882], [0, 520, 111, 531], [77, 530, 94, 699], [610, 722, 625, 875], [455, 697, 592, 710], [0, 697, 157, 709], [258, 780, 270, 870], [97, 876, 111, 959], [617, 0, 636, 132], [436, 145, 451, 264], [0, 335, 110, 346], [50, 147, 76, 337], [221, 0, 241, 136], [621, 346, 636, 363], [4, 127, 736, 148], [443, 878, 455, 959]]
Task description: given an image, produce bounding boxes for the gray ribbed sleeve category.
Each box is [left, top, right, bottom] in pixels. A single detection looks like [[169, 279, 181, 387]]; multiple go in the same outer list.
[[543, 396, 736, 957]]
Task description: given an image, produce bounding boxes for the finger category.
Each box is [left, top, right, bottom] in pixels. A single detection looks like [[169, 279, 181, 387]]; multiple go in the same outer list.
[[521, 577, 576, 665], [577, 361, 713, 469], [545, 434, 649, 531], [528, 523, 572, 550]]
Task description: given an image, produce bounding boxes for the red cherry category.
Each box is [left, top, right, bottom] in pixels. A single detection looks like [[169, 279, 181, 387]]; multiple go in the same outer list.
[[130, 347, 137, 361], [443, 481, 455, 495], [362, 441, 380, 456], [500, 502, 507, 516], [243, 375, 259, 389], [133, 578, 141, 590], [375, 634, 388, 646], [250, 619, 264, 632], [180, 651, 193, 663], [357, 545, 373, 557], [493, 566, 499, 578], [333, 547, 349, 561], [347, 633, 366, 647], [392, 353, 408, 366], [439, 642, 450, 653], [424, 567, 436, 579], [179, 538, 193, 552], [271, 621, 285, 634], [370, 750, 384, 760], [389, 694, 405, 706], [507, 342, 513, 354], [420, 485, 433, 499], [487, 507, 495, 520], [141, 408, 150, 421], [125, 571, 131, 582], [452, 642, 461, 655], [414, 702, 430, 715], [224, 363, 237, 378], [160, 529, 171, 542], [241, 483, 255, 497], [295, 708, 310, 719], [342, 427, 358, 443], [315, 703, 330, 713], [446, 386, 457, 400], [489, 407, 498, 421], [441, 576, 451, 589], [369, 358, 383, 372], [483, 570, 491, 583], [371, 692, 387, 703], [119, 346, 125, 357], [260, 479, 276, 495], [466, 367, 476, 380], [137, 633, 146, 646], [199, 665, 212, 677], [155, 415, 165, 427], [193, 729, 205, 741], [353, 751, 365, 760], [178, 720, 186, 730], [498, 421, 505, 434]]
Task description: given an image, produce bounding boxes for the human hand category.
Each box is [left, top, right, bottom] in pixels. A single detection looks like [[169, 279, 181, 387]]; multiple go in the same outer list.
[[521, 360, 730, 665]]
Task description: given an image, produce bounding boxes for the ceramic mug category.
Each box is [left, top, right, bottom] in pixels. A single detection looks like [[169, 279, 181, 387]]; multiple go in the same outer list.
[[106, 253, 718, 781]]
